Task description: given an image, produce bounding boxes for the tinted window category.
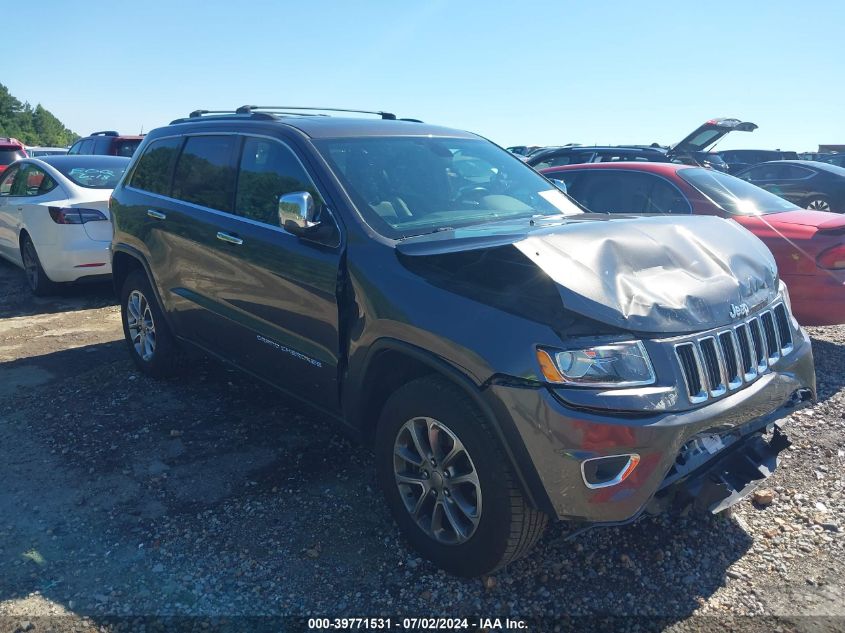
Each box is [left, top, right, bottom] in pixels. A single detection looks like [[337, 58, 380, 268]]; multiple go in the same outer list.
[[679, 168, 799, 215], [235, 137, 322, 225], [532, 152, 592, 170], [563, 170, 691, 214], [114, 139, 141, 157], [78, 139, 95, 154], [14, 164, 56, 196], [782, 165, 815, 179], [594, 152, 654, 163], [93, 137, 112, 154], [130, 137, 182, 196], [739, 164, 792, 181], [67, 141, 81, 155], [0, 149, 24, 165], [172, 135, 238, 211], [0, 165, 20, 195]]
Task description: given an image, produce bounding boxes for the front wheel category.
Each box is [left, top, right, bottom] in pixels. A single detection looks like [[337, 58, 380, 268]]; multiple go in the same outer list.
[[120, 269, 178, 377], [375, 375, 548, 576]]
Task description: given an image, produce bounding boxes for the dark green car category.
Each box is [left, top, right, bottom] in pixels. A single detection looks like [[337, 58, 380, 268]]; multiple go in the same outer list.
[[110, 107, 815, 576]]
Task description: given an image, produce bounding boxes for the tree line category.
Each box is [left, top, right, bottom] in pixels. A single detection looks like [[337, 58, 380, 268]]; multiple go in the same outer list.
[[0, 82, 79, 147]]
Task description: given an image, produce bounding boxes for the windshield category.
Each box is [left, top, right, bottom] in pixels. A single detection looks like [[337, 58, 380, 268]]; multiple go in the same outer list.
[[54, 160, 128, 188], [315, 137, 581, 238], [678, 167, 799, 215]]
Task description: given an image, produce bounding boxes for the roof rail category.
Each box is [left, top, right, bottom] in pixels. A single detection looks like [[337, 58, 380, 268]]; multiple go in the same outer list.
[[236, 105, 397, 120], [89, 131, 118, 136]]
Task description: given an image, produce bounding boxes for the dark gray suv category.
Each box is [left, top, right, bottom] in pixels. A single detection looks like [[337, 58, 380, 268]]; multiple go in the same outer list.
[[109, 106, 816, 576]]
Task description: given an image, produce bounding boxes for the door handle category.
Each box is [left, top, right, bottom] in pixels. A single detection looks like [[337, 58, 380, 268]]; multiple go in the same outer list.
[[216, 231, 243, 245], [147, 209, 167, 220]]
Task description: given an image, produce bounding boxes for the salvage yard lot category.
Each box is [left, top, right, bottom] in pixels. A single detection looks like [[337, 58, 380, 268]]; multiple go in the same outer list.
[[1, 257, 844, 631]]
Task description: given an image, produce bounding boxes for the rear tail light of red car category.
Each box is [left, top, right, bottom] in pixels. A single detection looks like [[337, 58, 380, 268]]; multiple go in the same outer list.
[[816, 244, 845, 270], [48, 207, 107, 224]]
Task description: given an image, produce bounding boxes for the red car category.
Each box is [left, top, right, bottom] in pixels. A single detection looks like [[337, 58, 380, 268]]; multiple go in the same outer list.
[[542, 162, 845, 325], [0, 137, 27, 175]]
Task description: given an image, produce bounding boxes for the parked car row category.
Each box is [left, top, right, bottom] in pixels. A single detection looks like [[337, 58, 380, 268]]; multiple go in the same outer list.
[[525, 117, 757, 172], [0, 107, 824, 577]]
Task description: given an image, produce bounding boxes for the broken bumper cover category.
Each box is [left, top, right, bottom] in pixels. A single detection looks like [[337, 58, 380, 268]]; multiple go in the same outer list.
[[484, 329, 815, 522], [645, 420, 792, 516]]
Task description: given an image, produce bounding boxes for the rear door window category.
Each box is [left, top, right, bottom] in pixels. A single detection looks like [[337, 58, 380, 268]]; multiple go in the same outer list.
[[740, 164, 791, 182], [129, 137, 182, 196], [235, 137, 323, 225], [172, 135, 239, 212], [782, 165, 815, 180]]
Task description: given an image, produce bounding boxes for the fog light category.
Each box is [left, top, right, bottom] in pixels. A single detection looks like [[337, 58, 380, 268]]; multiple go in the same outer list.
[[581, 454, 640, 489]]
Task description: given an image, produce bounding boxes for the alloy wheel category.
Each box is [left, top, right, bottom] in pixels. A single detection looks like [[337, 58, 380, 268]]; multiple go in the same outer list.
[[393, 416, 482, 545], [807, 198, 831, 211], [126, 290, 157, 361], [22, 241, 39, 290]]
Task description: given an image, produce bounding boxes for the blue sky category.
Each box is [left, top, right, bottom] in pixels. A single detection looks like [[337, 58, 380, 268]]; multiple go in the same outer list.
[[6, 0, 843, 151]]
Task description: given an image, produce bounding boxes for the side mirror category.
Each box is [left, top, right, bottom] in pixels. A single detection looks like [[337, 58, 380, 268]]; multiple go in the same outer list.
[[550, 178, 568, 194], [279, 191, 320, 235]]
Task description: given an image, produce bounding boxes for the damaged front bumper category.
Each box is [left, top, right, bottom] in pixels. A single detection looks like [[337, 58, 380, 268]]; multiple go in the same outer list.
[[645, 413, 794, 516], [483, 328, 816, 523]]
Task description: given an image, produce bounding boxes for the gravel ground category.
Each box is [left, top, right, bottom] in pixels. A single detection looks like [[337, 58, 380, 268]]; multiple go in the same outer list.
[[0, 257, 843, 633]]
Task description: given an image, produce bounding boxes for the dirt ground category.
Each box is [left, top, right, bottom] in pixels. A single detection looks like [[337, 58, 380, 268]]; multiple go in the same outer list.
[[1, 257, 844, 633]]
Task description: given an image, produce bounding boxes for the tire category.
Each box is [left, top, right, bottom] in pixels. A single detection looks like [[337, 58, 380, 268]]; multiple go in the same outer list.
[[120, 269, 177, 377], [20, 235, 57, 296], [375, 375, 548, 576], [804, 196, 831, 211]]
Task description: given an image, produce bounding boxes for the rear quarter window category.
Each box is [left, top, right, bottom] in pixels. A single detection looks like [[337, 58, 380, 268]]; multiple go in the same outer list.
[[114, 139, 142, 157]]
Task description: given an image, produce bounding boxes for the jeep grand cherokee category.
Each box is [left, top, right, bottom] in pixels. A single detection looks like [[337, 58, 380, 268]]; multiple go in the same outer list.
[[109, 106, 816, 576]]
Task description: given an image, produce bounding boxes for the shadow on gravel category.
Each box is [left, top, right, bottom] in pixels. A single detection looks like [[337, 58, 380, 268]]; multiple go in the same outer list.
[[0, 258, 117, 319], [0, 342, 758, 625], [0, 340, 125, 398], [809, 336, 845, 402]]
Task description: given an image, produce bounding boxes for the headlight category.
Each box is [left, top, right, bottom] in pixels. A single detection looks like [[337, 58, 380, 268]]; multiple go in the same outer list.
[[536, 341, 655, 388]]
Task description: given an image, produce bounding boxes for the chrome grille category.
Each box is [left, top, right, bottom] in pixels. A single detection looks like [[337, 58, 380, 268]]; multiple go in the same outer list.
[[674, 301, 795, 404]]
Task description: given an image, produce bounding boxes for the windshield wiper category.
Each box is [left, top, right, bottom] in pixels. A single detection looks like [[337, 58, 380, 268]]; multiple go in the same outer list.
[[398, 226, 455, 240]]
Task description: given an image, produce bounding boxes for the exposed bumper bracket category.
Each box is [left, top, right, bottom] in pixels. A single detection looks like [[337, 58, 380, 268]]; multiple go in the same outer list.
[[649, 424, 792, 516]]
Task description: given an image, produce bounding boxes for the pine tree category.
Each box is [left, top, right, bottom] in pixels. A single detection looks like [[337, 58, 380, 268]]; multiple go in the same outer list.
[[0, 83, 79, 146]]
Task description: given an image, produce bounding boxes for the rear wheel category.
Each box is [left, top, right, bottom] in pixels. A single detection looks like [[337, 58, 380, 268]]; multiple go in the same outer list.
[[120, 269, 177, 377], [375, 375, 548, 576], [805, 196, 831, 211], [20, 236, 57, 296]]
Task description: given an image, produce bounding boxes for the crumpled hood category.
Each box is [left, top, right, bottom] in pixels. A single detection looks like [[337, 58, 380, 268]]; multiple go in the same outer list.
[[513, 215, 778, 333], [397, 215, 779, 334]]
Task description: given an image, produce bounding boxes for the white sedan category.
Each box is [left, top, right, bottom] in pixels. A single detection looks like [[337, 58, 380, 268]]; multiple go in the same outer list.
[[0, 155, 130, 295]]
